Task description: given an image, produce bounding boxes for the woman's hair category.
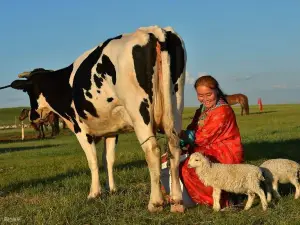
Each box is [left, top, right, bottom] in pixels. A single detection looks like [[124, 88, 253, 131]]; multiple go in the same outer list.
[[194, 75, 228, 103]]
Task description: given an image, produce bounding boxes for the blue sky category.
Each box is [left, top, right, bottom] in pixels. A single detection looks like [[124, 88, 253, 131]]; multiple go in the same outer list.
[[0, 0, 299, 107]]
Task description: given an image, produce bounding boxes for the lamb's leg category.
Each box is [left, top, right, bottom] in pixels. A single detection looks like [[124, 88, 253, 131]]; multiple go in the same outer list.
[[265, 182, 273, 202], [289, 177, 300, 199], [256, 189, 268, 211], [272, 179, 281, 199], [244, 191, 255, 210], [212, 188, 221, 211]]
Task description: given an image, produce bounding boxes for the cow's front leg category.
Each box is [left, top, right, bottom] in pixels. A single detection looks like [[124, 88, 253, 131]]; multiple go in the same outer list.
[[76, 132, 101, 199], [102, 136, 118, 193]]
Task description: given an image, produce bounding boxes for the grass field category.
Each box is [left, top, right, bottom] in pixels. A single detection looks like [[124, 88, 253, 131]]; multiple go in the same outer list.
[[0, 104, 300, 225]]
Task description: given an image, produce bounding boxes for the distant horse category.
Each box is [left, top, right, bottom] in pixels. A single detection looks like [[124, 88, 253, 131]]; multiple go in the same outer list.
[[225, 93, 249, 116], [19, 108, 60, 139]]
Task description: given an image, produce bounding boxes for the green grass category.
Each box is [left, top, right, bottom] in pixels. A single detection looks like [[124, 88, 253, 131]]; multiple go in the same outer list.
[[0, 107, 29, 126], [0, 104, 300, 225]]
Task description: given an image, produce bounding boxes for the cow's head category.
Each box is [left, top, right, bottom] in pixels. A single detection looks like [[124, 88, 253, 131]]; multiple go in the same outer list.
[[11, 68, 53, 122]]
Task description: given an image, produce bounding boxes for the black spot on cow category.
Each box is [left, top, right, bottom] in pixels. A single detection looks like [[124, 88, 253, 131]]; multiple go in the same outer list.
[[139, 98, 150, 125], [158, 41, 167, 51], [86, 91, 92, 98], [107, 97, 114, 102], [174, 83, 179, 93], [14, 65, 83, 134], [73, 35, 122, 119], [97, 90, 101, 94], [86, 134, 93, 144], [164, 31, 185, 87], [172, 129, 178, 136], [94, 74, 103, 89], [132, 33, 157, 104], [96, 55, 116, 85]]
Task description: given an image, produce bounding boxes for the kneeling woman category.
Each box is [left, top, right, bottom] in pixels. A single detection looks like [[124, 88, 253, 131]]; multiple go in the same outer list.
[[161, 75, 244, 209]]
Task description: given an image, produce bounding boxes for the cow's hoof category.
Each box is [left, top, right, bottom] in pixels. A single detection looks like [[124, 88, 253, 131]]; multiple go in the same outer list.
[[109, 188, 117, 195], [148, 202, 164, 213], [170, 200, 185, 213], [87, 191, 101, 199]]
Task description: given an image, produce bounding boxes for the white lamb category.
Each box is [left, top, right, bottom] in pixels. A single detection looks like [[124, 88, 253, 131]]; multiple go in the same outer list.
[[260, 158, 300, 202], [188, 152, 268, 211]]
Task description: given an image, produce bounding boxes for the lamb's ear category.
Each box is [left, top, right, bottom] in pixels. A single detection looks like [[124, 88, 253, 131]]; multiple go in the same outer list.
[[204, 156, 213, 167], [10, 79, 33, 90]]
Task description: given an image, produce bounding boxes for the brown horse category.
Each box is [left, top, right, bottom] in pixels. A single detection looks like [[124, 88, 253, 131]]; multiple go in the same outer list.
[[225, 93, 249, 116], [19, 108, 60, 139]]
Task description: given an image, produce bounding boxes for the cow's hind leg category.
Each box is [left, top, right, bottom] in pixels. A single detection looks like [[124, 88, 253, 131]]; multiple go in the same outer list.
[[141, 134, 164, 212], [76, 131, 101, 199], [166, 130, 184, 213], [102, 136, 118, 193], [132, 123, 164, 212]]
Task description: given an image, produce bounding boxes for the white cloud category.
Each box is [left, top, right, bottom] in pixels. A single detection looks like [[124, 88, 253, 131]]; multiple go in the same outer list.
[[197, 72, 209, 77], [185, 72, 195, 85], [271, 84, 288, 89], [185, 72, 209, 85], [231, 75, 253, 82]]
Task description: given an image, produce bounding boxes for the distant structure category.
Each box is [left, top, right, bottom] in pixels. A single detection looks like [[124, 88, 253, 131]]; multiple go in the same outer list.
[[258, 98, 263, 112]]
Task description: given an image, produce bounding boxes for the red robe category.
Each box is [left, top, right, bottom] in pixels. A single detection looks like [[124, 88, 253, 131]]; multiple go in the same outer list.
[[179, 103, 244, 207]]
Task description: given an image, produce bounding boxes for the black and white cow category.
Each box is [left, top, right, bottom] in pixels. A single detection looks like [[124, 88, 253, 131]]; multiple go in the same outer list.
[[10, 25, 186, 212]]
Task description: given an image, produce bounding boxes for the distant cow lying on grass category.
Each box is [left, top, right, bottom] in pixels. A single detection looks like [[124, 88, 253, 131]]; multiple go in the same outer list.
[[19, 108, 60, 139], [9, 25, 186, 213]]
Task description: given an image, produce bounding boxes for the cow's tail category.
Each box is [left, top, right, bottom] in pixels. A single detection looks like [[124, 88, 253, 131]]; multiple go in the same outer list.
[[159, 27, 186, 147]]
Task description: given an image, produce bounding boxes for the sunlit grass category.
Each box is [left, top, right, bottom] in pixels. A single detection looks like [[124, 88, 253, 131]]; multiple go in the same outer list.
[[0, 104, 300, 225]]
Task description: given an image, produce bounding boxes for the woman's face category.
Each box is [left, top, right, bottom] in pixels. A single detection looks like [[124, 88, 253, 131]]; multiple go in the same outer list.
[[196, 85, 218, 109]]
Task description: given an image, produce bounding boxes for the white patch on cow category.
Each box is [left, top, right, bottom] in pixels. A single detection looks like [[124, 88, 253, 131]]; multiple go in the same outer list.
[[37, 93, 50, 110], [21, 26, 186, 212], [75, 131, 101, 198], [138, 25, 166, 42], [102, 136, 117, 192]]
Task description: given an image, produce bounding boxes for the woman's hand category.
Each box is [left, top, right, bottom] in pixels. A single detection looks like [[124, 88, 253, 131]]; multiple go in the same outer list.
[[179, 130, 187, 139]]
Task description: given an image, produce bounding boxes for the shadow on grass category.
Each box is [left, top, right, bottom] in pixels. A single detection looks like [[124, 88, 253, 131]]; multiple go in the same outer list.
[[244, 138, 300, 162], [2, 139, 299, 198], [0, 160, 147, 196], [249, 110, 278, 115], [0, 169, 90, 196], [115, 159, 146, 170], [0, 136, 56, 144], [0, 129, 73, 144], [0, 144, 66, 154]]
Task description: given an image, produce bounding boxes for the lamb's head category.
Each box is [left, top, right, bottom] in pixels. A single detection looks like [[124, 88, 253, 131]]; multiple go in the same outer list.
[[188, 152, 210, 168]]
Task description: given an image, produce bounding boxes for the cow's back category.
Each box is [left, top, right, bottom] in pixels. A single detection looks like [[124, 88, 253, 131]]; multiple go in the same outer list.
[[64, 26, 186, 137]]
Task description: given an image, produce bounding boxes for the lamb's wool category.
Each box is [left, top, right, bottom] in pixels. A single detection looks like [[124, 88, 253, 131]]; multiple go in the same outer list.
[[188, 152, 268, 211], [260, 158, 300, 202]]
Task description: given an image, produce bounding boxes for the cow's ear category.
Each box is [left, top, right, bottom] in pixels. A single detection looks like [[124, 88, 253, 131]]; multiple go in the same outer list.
[[10, 79, 33, 90]]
